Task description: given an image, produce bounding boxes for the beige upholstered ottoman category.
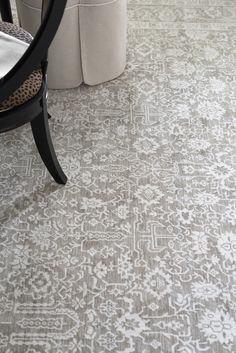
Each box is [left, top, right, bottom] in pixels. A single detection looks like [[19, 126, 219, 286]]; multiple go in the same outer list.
[[16, 0, 127, 89]]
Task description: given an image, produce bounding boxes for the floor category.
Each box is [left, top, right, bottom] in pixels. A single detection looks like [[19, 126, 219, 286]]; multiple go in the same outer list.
[[1, 0, 236, 352]]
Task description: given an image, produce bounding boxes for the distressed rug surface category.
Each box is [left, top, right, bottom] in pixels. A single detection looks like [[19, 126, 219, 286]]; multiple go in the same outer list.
[[1, 0, 236, 352]]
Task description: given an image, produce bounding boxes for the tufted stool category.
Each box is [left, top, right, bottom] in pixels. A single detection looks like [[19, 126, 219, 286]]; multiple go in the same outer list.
[[0, 21, 43, 111], [16, 0, 127, 89]]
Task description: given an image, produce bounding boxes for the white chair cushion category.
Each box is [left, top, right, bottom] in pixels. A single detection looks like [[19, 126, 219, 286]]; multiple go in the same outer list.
[[0, 22, 43, 112], [0, 31, 29, 79]]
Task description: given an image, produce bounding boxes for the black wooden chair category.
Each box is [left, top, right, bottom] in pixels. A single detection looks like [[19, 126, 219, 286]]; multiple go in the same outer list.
[[0, 0, 68, 184]]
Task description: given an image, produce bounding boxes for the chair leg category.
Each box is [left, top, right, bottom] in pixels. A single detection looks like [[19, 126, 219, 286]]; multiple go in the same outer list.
[[31, 94, 67, 185]]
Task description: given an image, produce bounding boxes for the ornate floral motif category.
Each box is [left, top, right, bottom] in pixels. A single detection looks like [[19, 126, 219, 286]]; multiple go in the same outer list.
[[199, 309, 236, 345], [135, 184, 164, 206], [191, 281, 221, 300], [144, 267, 172, 300], [115, 312, 149, 338], [217, 232, 236, 262]]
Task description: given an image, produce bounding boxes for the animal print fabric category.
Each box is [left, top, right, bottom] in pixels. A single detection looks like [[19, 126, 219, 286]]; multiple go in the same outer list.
[[0, 21, 32, 43], [0, 0, 236, 353], [0, 21, 42, 111]]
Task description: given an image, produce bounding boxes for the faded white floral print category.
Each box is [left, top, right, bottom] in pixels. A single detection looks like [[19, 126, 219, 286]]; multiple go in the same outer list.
[[199, 310, 236, 345]]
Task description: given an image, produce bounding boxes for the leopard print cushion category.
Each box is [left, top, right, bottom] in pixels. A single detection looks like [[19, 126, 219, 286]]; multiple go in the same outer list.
[[0, 22, 43, 111], [0, 21, 32, 44]]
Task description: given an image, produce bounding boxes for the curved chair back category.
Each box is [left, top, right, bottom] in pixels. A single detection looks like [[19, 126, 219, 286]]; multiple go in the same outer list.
[[0, 0, 67, 104]]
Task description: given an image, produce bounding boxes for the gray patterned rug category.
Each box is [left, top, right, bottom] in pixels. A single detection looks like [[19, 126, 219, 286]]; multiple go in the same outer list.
[[1, 0, 236, 352]]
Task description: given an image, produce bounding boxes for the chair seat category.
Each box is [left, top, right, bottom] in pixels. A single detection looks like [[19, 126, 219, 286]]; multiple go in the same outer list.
[[0, 21, 43, 111]]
